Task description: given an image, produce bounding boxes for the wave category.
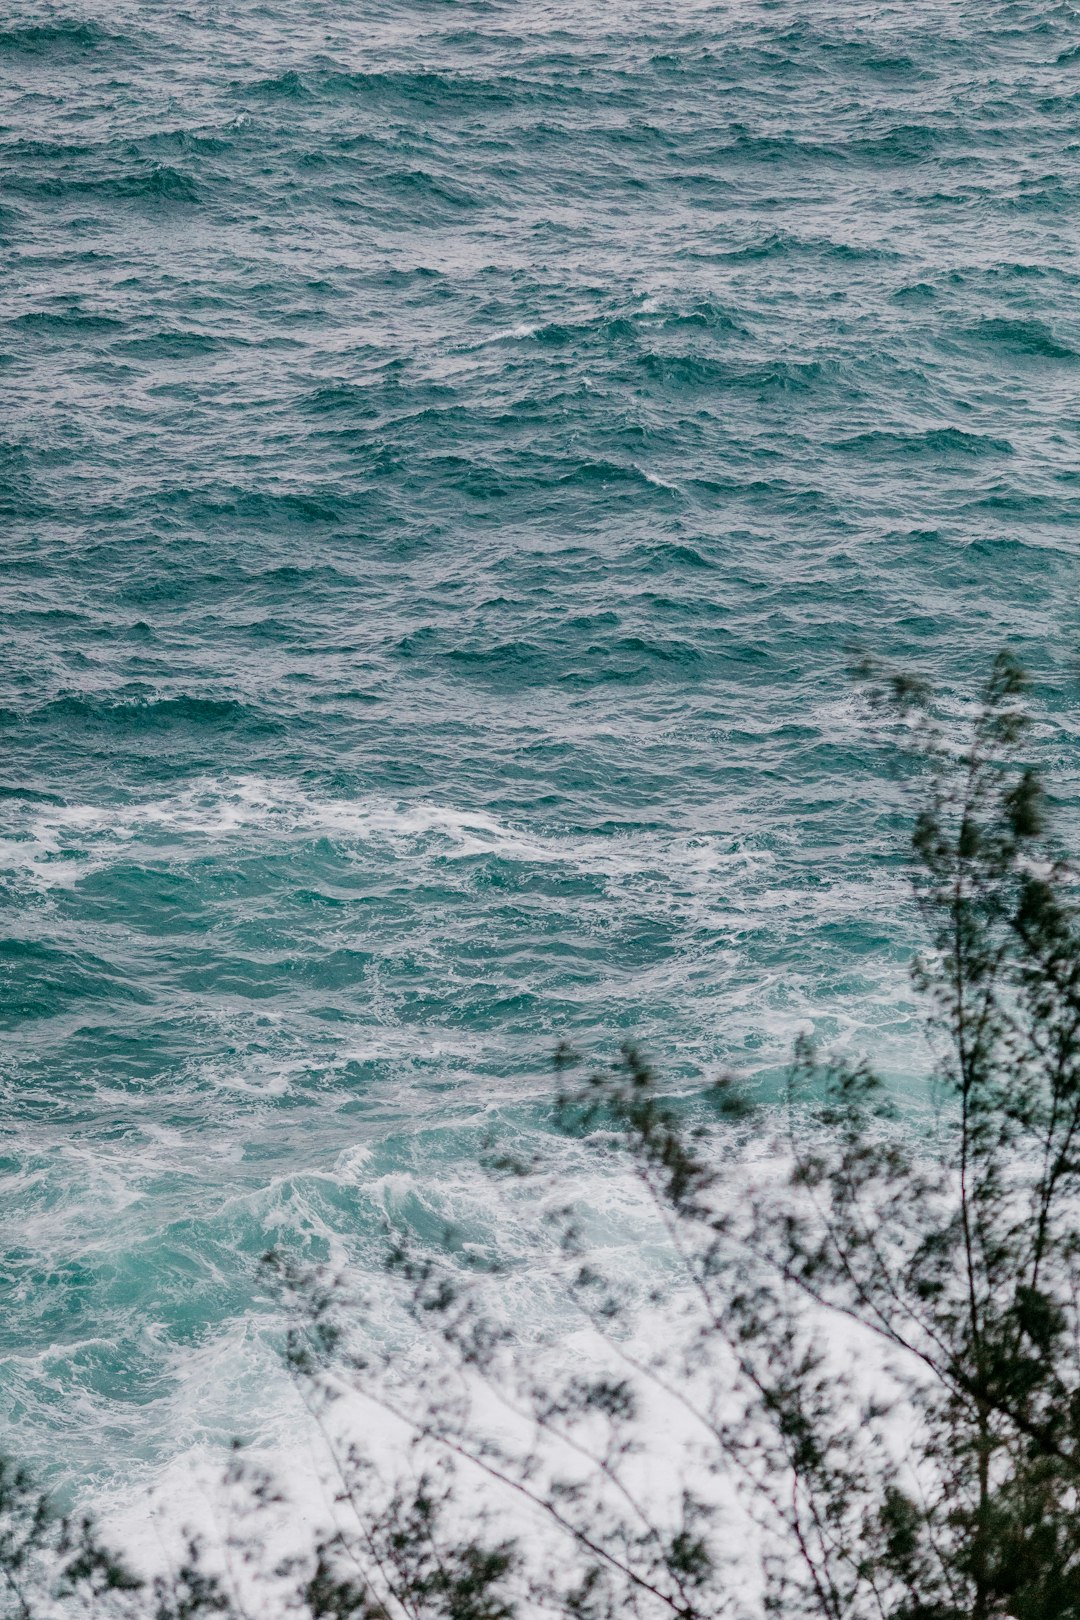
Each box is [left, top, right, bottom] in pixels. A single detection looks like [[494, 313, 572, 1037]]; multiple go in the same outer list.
[[14, 308, 124, 333], [0, 20, 111, 53], [834, 426, 1014, 459], [7, 165, 200, 207], [146, 488, 344, 529], [115, 330, 233, 358], [964, 317, 1077, 360], [31, 695, 274, 735], [301, 66, 554, 112], [243, 70, 312, 100]]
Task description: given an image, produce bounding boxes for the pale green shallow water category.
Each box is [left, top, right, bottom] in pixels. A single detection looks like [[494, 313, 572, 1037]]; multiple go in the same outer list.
[[2, 0, 1080, 1500]]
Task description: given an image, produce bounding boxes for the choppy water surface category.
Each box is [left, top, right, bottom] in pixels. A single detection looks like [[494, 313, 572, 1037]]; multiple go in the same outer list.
[[3, 0, 1080, 1499]]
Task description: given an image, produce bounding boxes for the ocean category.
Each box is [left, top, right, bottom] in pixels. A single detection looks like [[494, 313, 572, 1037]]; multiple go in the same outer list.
[[2, 0, 1079, 1518]]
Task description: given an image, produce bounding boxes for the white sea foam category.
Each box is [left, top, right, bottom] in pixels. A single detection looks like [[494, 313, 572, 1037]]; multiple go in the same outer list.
[[0, 775, 779, 908], [0, 773, 919, 1088], [90, 1138, 907, 1620]]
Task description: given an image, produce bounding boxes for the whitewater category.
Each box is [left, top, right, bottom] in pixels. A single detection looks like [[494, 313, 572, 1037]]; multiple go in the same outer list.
[[2, 0, 1079, 1527]]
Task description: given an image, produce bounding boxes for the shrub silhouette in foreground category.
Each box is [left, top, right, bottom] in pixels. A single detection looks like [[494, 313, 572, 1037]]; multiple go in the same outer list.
[[5, 653, 1080, 1619]]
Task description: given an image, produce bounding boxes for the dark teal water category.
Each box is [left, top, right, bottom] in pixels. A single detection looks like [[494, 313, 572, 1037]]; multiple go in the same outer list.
[[3, 0, 1080, 1503]]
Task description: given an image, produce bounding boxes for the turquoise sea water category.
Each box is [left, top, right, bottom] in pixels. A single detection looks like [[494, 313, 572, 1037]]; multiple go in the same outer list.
[[3, 0, 1080, 1506]]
